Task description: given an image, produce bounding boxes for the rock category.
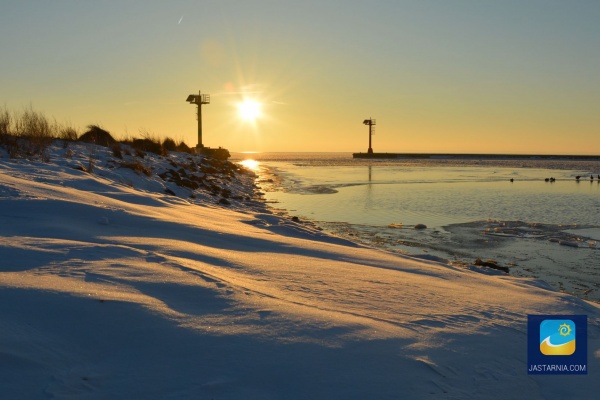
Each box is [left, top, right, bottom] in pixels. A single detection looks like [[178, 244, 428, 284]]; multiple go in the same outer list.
[[179, 179, 199, 190], [291, 216, 300, 222], [474, 258, 509, 273], [72, 164, 87, 172], [414, 224, 427, 230]]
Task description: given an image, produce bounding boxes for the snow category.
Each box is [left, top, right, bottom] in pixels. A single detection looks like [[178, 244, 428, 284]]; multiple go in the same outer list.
[[1, 142, 598, 399]]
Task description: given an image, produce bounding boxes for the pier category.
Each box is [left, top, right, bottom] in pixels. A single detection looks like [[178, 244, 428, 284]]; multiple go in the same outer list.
[[352, 153, 600, 160]]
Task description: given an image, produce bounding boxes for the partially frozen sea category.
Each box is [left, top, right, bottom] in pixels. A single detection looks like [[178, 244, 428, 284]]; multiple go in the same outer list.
[[233, 152, 600, 302]]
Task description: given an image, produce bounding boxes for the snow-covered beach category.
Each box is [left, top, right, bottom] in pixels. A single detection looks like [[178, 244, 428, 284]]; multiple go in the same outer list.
[[1, 143, 599, 399]]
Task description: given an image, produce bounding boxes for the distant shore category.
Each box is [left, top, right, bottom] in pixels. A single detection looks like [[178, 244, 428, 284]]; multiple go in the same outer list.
[[353, 152, 600, 160]]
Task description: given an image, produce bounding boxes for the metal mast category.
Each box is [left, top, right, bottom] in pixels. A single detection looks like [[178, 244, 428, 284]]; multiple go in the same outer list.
[[186, 90, 210, 148], [363, 118, 376, 154]]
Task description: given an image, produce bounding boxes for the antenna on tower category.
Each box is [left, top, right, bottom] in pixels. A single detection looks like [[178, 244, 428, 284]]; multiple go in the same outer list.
[[363, 118, 376, 154]]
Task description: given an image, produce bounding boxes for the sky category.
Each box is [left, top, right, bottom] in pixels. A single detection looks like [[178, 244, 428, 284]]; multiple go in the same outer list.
[[1, 0, 599, 154]]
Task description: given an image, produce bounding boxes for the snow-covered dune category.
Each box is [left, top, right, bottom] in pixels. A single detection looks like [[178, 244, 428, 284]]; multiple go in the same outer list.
[[1, 143, 598, 399]]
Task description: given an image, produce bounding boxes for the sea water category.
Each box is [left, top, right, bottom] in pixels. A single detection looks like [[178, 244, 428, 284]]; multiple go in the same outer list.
[[232, 153, 600, 302]]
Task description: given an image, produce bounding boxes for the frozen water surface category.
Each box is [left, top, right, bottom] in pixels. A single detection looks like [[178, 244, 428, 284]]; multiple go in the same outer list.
[[236, 153, 600, 301]]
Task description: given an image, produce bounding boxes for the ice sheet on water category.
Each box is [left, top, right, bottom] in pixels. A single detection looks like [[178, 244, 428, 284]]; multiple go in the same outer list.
[[291, 184, 339, 195], [319, 219, 600, 302], [563, 227, 600, 242], [478, 220, 599, 249]]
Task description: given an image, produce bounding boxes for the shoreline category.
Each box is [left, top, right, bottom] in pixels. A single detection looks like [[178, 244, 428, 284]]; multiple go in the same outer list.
[[256, 159, 600, 302], [1, 143, 599, 398]]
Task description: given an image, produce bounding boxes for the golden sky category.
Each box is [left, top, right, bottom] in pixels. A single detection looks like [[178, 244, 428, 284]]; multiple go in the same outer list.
[[1, 1, 599, 154]]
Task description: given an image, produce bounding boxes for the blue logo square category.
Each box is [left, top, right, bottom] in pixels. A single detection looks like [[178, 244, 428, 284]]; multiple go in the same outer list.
[[528, 315, 587, 374], [539, 319, 576, 356]]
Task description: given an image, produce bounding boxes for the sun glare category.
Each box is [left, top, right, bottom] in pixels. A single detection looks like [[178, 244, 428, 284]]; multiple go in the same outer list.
[[237, 99, 262, 122], [239, 159, 260, 171]]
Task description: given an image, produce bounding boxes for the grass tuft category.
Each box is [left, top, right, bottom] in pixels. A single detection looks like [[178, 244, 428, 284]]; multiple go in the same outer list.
[[0, 105, 195, 162], [120, 160, 151, 176]]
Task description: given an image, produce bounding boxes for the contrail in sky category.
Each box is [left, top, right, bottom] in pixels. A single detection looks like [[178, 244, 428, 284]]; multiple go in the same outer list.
[[178, 15, 183, 24]]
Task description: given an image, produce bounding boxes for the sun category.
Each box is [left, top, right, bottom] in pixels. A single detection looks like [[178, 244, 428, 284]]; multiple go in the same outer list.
[[237, 99, 262, 122]]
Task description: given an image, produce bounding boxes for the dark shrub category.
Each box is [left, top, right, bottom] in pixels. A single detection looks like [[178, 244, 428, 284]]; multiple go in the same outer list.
[[175, 141, 192, 153], [131, 138, 163, 155], [79, 125, 116, 147], [162, 138, 177, 152]]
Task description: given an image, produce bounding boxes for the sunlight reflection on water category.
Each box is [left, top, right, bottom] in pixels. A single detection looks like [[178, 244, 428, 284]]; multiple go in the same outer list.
[[238, 159, 261, 172]]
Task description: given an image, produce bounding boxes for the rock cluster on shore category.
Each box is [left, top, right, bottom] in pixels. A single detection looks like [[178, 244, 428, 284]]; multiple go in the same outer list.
[[0, 139, 261, 210]]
